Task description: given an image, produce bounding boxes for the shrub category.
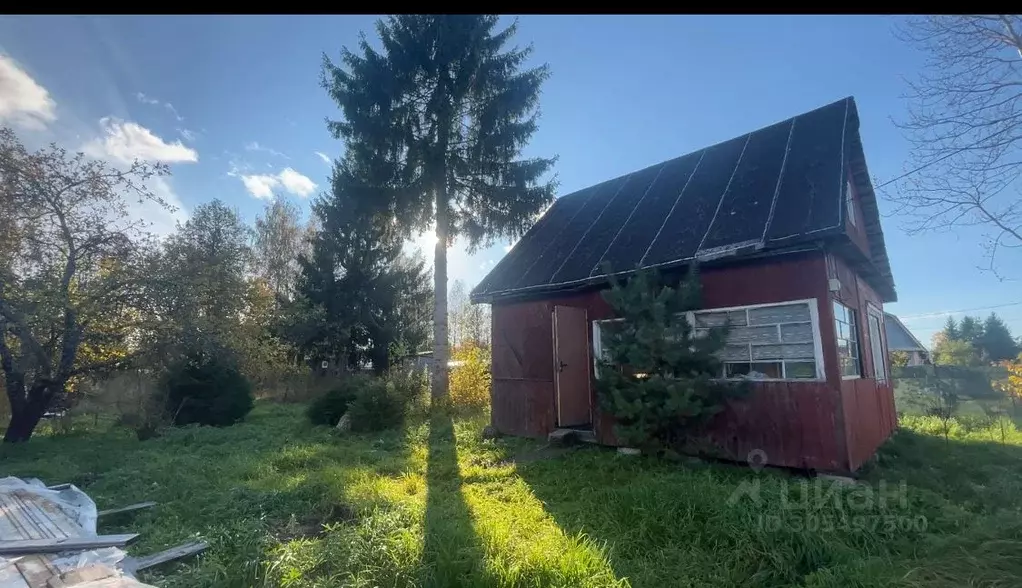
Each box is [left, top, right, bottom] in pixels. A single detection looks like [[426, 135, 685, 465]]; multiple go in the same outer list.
[[163, 349, 254, 427], [347, 379, 406, 433], [449, 343, 491, 412], [306, 371, 426, 432], [305, 376, 370, 427]]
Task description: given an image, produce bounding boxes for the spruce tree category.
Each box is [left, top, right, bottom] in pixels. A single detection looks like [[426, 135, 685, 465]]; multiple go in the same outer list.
[[321, 15, 557, 399], [959, 316, 984, 347], [942, 316, 960, 341], [595, 265, 747, 452], [294, 159, 432, 373], [979, 313, 1019, 362]]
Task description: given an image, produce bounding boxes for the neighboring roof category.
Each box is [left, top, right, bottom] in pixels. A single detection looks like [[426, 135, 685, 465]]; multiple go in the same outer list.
[[472, 96, 896, 304], [884, 312, 927, 352]]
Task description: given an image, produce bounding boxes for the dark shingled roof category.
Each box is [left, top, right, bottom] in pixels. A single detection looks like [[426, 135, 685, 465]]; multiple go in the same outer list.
[[471, 97, 896, 304]]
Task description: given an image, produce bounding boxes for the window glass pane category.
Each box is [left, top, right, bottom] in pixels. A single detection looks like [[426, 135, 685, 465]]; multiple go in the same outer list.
[[780, 322, 813, 343], [836, 321, 848, 340], [694, 311, 728, 327], [869, 314, 886, 381], [832, 301, 846, 323], [721, 345, 751, 361], [727, 310, 748, 326], [727, 325, 779, 344], [749, 303, 810, 325], [726, 362, 782, 379], [752, 343, 816, 360], [786, 361, 817, 379]]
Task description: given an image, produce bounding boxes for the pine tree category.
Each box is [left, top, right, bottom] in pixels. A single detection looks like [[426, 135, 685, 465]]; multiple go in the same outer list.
[[979, 313, 1019, 362], [595, 265, 747, 452], [321, 15, 557, 399], [294, 160, 432, 373]]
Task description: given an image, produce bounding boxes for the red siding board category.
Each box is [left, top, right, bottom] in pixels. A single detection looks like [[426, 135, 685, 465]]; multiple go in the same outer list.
[[490, 250, 896, 473], [828, 252, 898, 471]]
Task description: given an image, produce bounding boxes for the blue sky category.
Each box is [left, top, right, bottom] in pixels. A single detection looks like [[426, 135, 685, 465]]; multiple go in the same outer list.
[[1, 15, 1019, 346]]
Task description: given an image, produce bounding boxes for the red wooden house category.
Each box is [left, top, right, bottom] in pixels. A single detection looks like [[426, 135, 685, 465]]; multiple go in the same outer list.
[[471, 97, 897, 474]]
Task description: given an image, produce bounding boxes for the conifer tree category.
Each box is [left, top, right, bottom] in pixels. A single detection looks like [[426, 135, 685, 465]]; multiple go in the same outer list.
[[322, 15, 557, 399], [595, 265, 746, 451], [294, 160, 432, 373]]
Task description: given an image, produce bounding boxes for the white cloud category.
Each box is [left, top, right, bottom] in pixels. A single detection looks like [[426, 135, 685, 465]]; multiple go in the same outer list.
[[245, 141, 288, 159], [237, 166, 318, 200], [315, 151, 331, 165], [278, 167, 317, 196], [0, 54, 57, 130], [178, 128, 196, 141], [83, 117, 198, 165], [136, 92, 183, 122]]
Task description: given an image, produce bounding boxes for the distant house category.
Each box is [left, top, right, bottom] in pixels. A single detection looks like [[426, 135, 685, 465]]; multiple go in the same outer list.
[[884, 313, 929, 366], [472, 97, 898, 474]]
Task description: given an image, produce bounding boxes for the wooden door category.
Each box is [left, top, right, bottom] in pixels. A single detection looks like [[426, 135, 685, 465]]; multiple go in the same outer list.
[[553, 306, 592, 427]]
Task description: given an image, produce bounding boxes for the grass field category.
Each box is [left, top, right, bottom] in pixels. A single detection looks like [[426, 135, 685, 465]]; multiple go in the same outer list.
[[3, 404, 1022, 587]]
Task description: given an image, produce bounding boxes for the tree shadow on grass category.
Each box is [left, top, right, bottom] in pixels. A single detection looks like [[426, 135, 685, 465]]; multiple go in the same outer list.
[[420, 410, 490, 587]]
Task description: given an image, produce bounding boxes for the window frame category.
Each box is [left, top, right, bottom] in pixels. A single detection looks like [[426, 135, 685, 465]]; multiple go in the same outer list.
[[591, 298, 826, 383], [846, 179, 857, 227], [833, 300, 862, 380], [866, 302, 888, 383]]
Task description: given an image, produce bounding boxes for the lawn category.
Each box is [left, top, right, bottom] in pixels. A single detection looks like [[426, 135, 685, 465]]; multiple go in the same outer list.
[[3, 404, 1022, 587]]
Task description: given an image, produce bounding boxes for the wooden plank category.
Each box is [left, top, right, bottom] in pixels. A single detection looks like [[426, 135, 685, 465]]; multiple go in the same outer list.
[[46, 564, 117, 588], [128, 541, 208, 572], [13, 555, 58, 587], [97, 503, 156, 518], [0, 535, 138, 556]]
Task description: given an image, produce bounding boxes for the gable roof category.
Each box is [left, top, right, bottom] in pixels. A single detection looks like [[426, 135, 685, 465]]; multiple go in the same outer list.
[[472, 96, 896, 304], [884, 312, 927, 352]]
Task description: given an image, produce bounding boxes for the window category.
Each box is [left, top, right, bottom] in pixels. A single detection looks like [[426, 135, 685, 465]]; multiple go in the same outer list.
[[693, 301, 822, 380], [833, 301, 861, 378], [592, 299, 825, 382], [867, 306, 887, 382], [846, 180, 857, 227]]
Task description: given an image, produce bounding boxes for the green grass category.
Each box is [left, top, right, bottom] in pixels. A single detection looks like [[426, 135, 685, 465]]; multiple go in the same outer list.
[[3, 404, 1022, 587]]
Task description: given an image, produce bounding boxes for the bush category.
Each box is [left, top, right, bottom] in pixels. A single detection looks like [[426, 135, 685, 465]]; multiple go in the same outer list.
[[305, 376, 369, 427], [449, 343, 491, 412], [163, 349, 254, 427], [306, 370, 426, 432], [347, 379, 406, 432]]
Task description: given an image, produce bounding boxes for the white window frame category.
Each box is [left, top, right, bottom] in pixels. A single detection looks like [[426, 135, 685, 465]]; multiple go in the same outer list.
[[866, 302, 887, 383], [591, 298, 826, 383], [833, 300, 862, 380], [846, 179, 857, 227]]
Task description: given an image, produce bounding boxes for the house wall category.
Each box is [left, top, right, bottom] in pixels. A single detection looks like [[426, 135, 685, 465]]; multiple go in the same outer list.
[[491, 251, 861, 471], [827, 253, 898, 471]]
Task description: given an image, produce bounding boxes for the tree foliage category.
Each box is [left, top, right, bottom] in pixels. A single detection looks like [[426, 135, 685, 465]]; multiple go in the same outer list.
[[980, 313, 1020, 362], [0, 128, 170, 442], [321, 15, 557, 399], [292, 161, 433, 373], [449, 279, 490, 348], [449, 341, 491, 412], [894, 16, 1022, 276], [162, 345, 254, 427], [932, 311, 1019, 366], [594, 266, 747, 452], [253, 197, 308, 303]]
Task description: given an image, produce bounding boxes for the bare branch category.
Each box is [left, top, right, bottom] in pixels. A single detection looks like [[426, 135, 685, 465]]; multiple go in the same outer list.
[[890, 15, 1022, 276]]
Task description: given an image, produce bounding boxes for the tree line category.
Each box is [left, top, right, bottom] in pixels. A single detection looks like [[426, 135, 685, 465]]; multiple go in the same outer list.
[[931, 313, 1020, 366]]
